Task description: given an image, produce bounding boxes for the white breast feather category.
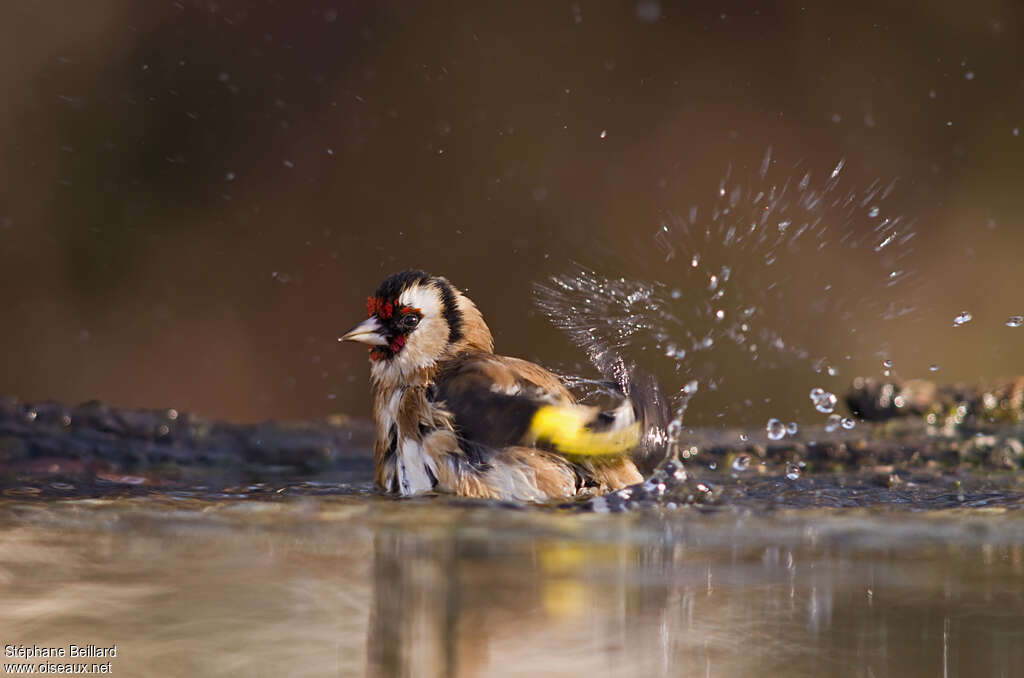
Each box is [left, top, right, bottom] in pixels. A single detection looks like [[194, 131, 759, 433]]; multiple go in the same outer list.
[[378, 389, 403, 434], [377, 386, 439, 496], [396, 438, 437, 496]]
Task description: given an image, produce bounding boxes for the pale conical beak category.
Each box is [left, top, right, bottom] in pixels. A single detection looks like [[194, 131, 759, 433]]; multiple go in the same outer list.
[[339, 317, 388, 345]]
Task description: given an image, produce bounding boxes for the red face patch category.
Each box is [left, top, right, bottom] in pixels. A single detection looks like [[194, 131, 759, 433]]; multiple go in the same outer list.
[[366, 297, 395, 319], [367, 334, 405, 360], [364, 299, 422, 361]]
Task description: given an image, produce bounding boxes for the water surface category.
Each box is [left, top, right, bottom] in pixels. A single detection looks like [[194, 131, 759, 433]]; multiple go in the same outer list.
[[3, 494, 1022, 677]]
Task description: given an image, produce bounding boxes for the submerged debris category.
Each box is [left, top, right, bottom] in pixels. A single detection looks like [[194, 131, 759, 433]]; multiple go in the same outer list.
[[847, 376, 1024, 426], [0, 397, 374, 493], [2, 382, 1024, 510]]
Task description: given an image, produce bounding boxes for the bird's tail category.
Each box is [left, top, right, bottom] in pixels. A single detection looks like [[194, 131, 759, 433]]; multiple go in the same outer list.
[[620, 370, 671, 473]]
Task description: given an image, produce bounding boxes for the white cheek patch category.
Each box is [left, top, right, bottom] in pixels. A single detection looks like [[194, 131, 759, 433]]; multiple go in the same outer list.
[[398, 284, 442, 322], [395, 284, 449, 370]]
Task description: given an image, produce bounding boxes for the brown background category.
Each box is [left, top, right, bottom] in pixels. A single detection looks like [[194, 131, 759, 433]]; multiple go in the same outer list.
[[2, 0, 1023, 426]]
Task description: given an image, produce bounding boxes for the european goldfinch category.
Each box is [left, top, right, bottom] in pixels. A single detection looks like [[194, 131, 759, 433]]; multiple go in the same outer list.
[[341, 270, 647, 501]]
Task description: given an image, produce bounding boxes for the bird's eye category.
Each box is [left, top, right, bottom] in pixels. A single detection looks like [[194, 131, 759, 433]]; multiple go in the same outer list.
[[401, 314, 420, 330]]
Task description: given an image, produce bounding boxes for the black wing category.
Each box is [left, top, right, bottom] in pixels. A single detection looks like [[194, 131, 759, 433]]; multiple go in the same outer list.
[[430, 354, 565, 452], [431, 353, 647, 458]]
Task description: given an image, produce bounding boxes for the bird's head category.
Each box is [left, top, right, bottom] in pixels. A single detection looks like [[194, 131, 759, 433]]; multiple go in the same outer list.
[[341, 270, 494, 375]]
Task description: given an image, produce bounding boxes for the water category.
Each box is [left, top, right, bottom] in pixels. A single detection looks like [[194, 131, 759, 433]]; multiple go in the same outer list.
[[2, 497, 1022, 678]]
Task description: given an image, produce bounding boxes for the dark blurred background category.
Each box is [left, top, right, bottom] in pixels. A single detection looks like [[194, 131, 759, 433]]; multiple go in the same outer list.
[[2, 0, 1023, 425]]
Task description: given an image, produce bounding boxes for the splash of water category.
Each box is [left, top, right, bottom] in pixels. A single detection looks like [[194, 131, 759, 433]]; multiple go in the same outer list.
[[535, 148, 918, 429]]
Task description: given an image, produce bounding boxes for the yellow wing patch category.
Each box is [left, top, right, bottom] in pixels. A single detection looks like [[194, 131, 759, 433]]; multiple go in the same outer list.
[[528, 405, 640, 457]]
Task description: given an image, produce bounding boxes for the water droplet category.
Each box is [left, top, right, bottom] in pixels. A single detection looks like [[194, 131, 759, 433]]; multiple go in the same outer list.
[[965, 71, 975, 80], [825, 414, 841, 433], [665, 343, 686, 360], [731, 454, 751, 472], [882, 359, 892, 369], [690, 253, 701, 268], [715, 309, 725, 320], [929, 364, 940, 372], [1006, 315, 1023, 328], [785, 462, 801, 481], [809, 388, 837, 414], [953, 311, 972, 327], [599, 129, 607, 139], [766, 418, 786, 440], [739, 433, 749, 443], [868, 206, 880, 218], [708, 274, 718, 291], [841, 417, 856, 430], [786, 422, 799, 436], [875, 232, 896, 251]]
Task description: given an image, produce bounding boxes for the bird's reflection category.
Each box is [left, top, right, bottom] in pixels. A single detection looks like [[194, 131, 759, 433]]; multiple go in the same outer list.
[[364, 516, 1024, 678], [368, 531, 461, 677]]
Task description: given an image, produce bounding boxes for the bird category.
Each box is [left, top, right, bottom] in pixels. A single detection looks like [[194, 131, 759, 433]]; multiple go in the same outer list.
[[340, 270, 654, 502]]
